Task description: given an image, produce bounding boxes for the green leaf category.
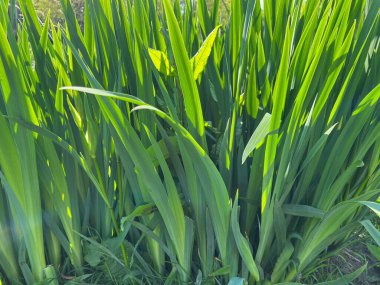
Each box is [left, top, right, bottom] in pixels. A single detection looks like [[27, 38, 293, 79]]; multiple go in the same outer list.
[[147, 48, 175, 76], [246, 57, 259, 118], [361, 220, 380, 247], [231, 192, 260, 281], [277, 283, 305, 285], [228, 277, 246, 285], [271, 242, 294, 283], [190, 25, 221, 80], [359, 201, 380, 217], [282, 204, 325, 219], [257, 19, 292, 264], [162, 0, 207, 149], [209, 266, 230, 277], [242, 113, 271, 164], [367, 244, 380, 261], [39, 11, 50, 53], [120, 203, 156, 229]]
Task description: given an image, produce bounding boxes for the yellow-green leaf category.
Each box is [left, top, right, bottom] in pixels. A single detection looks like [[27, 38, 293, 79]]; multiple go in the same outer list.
[[148, 48, 175, 76], [190, 25, 221, 80]]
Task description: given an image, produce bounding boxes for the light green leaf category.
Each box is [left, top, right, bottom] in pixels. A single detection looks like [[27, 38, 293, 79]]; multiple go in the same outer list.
[[360, 201, 380, 217], [361, 220, 380, 247], [190, 25, 221, 80], [148, 48, 175, 76], [242, 113, 271, 164], [162, 0, 207, 149]]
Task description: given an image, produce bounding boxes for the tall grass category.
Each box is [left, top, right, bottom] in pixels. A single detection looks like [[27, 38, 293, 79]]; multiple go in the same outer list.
[[0, 0, 379, 284]]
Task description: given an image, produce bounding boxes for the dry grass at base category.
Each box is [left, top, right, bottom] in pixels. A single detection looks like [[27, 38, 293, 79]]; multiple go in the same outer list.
[[329, 247, 378, 284], [302, 236, 380, 284]]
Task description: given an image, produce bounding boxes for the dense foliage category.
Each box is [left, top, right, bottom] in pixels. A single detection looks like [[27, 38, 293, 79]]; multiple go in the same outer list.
[[33, 0, 83, 24], [0, 0, 379, 284], [32, 0, 231, 25]]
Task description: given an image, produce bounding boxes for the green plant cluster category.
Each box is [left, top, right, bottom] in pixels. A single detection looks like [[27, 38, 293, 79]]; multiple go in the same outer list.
[[0, 0, 379, 284]]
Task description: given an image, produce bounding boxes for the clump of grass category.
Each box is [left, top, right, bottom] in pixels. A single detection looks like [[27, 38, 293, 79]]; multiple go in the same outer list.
[[0, 0, 379, 284]]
